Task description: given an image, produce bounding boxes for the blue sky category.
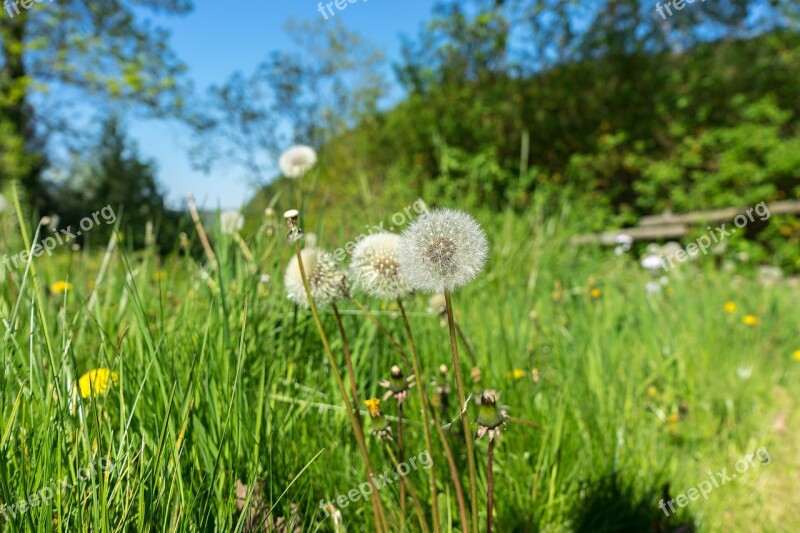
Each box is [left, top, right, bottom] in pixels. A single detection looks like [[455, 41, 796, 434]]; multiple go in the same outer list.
[[129, 0, 436, 211]]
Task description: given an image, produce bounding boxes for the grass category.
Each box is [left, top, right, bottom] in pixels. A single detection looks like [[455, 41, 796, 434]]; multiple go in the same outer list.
[[0, 188, 798, 532]]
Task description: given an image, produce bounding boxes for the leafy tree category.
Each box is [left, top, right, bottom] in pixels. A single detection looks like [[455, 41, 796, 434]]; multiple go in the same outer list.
[[189, 19, 388, 183], [0, 0, 192, 205], [54, 115, 180, 250]]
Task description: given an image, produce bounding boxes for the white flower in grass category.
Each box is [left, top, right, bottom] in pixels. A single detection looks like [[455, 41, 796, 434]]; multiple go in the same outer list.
[[284, 248, 347, 308], [350, 233, 412, 300], [220, 210, 244, 235], [398, 208, 488, 293], [279, 145, 317, 178], [640, 254, 665, 274]]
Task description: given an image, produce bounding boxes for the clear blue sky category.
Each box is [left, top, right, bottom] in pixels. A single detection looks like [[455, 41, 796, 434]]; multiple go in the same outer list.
[[130, 0, 436, 211]]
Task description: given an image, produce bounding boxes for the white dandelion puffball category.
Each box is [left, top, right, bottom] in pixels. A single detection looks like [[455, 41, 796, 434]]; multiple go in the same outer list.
[[398, 208, 489, 293], [279, 145, 317, 178], [220, 210, 244, 235], [285, 248, 347, 308], [350, 233, 412, 300]]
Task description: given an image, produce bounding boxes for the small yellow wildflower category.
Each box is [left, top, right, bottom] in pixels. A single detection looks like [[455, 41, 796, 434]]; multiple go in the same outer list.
[[50, 281, 73, 295], [667, 413, 680, 429], [647, 385, 658, 399], [153, 270, 167, 282], [742, 315, 759, 326], [364, 398, 381, 416], [724, 301, 736, 313], [509, 368, 525, 380], [590, 288, 602, 299], [77, 368, 119, 399], [792, 350, 800, 361]]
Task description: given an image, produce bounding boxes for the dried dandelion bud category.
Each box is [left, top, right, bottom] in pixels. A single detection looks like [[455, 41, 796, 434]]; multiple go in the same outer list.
[[379, 364, 414, 404], [475, 389, 509, 442]]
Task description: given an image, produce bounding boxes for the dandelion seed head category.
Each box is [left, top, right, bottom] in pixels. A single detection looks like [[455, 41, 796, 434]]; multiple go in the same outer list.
[[350, 233, 411, 300], [279, 145, 317, 178], [220, 210, 244, 235], [398, 208, 488, 293], [284, 248, 347, 308]]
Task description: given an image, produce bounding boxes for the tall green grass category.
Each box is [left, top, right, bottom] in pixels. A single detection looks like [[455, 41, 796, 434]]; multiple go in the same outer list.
[[0, 188, 797, 531]]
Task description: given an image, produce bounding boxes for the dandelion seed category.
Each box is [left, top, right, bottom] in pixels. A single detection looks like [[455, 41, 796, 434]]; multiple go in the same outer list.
[[76, 368, 119, 399], [220, 210, 244, 235], [640, 254, 665, 273], [279, 145, 317, 178], [50, 281, 73, 295], [350, 233, 412, 300], [398, 208, 488, 293], [284, 248, 347, 309]]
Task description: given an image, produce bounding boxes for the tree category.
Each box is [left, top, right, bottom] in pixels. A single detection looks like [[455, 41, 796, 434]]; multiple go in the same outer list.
[[55, 115, 179, 250], [0, 0, 192, 206], [189, 19, 388, 183]]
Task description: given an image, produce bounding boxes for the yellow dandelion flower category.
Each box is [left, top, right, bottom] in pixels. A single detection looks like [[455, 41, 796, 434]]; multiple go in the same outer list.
[[792, 350, 800, 361], [724, 301, 736, 313], [77, 368, 119, 399], [50, 281, 73, 295], [647, 385, 658, 399], [509, 368, 525, 380], [667, 413, 680, 428], [742, 315, 759, 326], [590, 288, 602, 299], [364, 398, 381, 415], [153, 270, 167, 282]]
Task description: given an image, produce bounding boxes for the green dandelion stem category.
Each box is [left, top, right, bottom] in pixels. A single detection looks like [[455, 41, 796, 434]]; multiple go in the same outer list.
[[445, 291, 480, 533], [396, 298, 440, 532], [292, 241, 388, 533]]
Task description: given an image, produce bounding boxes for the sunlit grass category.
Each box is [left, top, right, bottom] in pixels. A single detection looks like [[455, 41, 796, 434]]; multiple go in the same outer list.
[[0, 191, 797, 531]]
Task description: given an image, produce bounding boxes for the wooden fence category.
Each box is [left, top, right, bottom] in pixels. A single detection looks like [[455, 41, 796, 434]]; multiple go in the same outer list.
[[572, 200, 800, 245]]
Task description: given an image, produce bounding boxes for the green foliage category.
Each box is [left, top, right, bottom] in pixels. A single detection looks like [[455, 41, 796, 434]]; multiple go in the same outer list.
[[0, 196, 797, 531], [47, 115, 185, 252]]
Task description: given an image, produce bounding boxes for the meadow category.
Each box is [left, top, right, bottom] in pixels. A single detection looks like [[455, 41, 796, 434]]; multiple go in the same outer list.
[[0, 185, 797, 532]]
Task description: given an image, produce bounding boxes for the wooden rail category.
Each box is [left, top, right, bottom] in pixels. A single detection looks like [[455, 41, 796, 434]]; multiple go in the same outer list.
[[572, 200, 800, 245]]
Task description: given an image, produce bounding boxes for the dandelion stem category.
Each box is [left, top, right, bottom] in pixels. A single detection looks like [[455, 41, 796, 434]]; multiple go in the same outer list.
[[292, 241, 388, 533], [398, 401, 406, 530], [186, 193, 217, 269], [383, 442, 431, 533], [487, 437, 495, 533], [353, 295, 470, 531], [332, 303, 361, 427], [445, 291, 479, 533], [396, 298, 440, 532]]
